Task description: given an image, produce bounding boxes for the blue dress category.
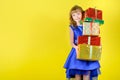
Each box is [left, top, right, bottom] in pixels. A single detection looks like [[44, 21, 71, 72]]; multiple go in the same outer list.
[[63, 25, 101, 80]]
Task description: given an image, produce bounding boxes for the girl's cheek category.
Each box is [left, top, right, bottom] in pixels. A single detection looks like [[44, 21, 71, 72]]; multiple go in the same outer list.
[[78, 14, 82, 18], [74, 17, 77, 21], [73, 18, 76, 21], [72, 16, 76, 21]]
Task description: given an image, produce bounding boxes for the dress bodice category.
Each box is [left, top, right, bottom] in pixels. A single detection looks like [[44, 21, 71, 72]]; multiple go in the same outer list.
[[70, 25, 83, 45]]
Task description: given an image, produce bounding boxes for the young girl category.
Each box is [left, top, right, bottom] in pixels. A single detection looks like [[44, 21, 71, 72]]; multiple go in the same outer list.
[[63, 5, 101, 80]]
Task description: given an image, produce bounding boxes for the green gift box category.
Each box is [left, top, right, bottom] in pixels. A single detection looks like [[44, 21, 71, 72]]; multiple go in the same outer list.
[[77, 44, 102, 61]]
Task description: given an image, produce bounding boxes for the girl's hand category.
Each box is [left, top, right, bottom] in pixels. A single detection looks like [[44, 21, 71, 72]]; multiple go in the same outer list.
[[75, 46, 80, 58]]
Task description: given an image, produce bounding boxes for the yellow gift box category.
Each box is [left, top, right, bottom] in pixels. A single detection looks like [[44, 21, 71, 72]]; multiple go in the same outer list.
[[77, 44, 102, 61]]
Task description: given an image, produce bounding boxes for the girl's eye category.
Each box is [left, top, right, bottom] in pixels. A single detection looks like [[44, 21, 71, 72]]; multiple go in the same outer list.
[[72, 14, 75, 16], [77, 12, 81, 15]]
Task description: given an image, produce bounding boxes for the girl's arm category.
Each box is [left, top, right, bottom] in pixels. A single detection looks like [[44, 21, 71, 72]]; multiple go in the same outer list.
[[69, 27, 78, 49], [69, 27, 79, 56]]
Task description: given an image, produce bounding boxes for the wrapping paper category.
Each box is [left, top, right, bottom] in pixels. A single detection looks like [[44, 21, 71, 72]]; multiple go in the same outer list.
[[77, 44, 102, 61], [78, 36, 101, 46], [85, 8, 102, 20], [83, 22, 100, 36]]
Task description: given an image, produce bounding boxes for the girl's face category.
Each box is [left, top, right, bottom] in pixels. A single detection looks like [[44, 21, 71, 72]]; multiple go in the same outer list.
[[71, 10, 82, 22]]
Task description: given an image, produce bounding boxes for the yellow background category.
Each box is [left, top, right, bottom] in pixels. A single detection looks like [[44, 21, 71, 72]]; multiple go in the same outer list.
[[0, 0, 120, 80]]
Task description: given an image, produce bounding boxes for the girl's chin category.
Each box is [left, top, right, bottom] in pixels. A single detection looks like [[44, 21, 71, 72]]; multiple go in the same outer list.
[[75, 20, 81, 22]]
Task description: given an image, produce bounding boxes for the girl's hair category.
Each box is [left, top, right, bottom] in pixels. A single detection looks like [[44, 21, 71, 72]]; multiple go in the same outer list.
[[69, 5, 84, 27]]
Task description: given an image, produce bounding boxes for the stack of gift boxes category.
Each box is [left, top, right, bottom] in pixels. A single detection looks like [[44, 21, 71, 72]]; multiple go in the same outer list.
[[77, 8, 104, 61]]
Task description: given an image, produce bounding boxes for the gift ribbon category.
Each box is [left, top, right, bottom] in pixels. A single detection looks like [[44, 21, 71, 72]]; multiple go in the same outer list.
[[88, 36, 91, 45], [89, 45, 93, 59], [94, 7, 97, 19], [90, 22, 92, 35]]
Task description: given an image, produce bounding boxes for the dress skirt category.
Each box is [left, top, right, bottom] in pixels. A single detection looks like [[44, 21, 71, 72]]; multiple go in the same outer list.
[[63, 47, 101, 80]]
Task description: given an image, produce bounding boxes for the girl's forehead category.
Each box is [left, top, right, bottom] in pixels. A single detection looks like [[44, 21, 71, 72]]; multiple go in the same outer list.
[[71, 9, 82, 14]]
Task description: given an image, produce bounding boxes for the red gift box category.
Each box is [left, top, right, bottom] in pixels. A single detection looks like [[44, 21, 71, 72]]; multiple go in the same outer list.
[[85, 8, 102, 20], [78, 36, 101, 46]]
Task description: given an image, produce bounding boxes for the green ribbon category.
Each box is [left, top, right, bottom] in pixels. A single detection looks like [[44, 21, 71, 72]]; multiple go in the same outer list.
[[84, 17, 104, 25], [94, 19, 104, 25], [84, 17, 93, 22]]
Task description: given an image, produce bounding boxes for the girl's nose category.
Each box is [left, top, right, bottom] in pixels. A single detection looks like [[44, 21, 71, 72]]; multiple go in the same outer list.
[[77, 17, 80, 19]]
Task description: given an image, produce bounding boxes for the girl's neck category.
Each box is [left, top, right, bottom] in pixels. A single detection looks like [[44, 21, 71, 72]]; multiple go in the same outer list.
[[76, 21, 81, 26]]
